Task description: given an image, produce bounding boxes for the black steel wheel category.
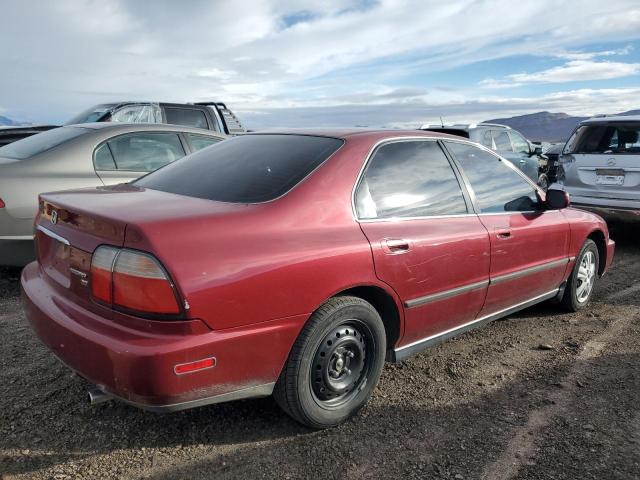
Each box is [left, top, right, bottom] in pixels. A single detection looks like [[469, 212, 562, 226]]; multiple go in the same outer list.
[[310, 321, 372, 407], [274, 296, 386, 429]]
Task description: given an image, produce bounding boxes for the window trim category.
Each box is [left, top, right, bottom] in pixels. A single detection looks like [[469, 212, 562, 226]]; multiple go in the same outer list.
[[440, 138, 545, 215], [184, 132, 224, 153], [351, 138, 474, 222], [92, 131, 187, 173]]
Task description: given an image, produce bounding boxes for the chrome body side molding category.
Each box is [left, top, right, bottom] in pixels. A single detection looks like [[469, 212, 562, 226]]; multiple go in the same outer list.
[[404, 280, 489, 308], [404, 257, 570, 309], [392, 289, 560, 362]]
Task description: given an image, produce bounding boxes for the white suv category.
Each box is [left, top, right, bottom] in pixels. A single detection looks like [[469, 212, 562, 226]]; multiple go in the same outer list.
[[558, 116, 640, 221]]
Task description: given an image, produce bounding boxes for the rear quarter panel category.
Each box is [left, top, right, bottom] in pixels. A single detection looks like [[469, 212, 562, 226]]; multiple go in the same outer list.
[[124, 136, 405, 331]]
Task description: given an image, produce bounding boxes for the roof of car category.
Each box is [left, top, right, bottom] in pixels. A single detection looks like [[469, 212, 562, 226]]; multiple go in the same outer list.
[[419, 122, 510, 131], [246, 128, 460, 141], [68, 122, 226, 136], [581, 115, 640, 124]]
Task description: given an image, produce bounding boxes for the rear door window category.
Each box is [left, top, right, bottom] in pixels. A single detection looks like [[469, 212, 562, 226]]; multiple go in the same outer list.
[[355, 140, 468, 219], [93, 143, 117, 170], [445, 141, 540, 213], [164, 108, 209, 130], [104, 133, 185, 172], [135, 134, 344, 203], [492, 130, 513, 152], [0, 126, 87, 159], [187, 134, 222, 152]]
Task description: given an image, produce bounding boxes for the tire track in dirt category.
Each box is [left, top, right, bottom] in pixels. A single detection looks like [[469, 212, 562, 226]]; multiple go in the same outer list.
[[480, 308, 635, 480]]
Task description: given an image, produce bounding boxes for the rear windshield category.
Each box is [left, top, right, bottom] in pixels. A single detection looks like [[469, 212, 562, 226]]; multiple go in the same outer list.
[[135, 134, 344, 203], [0, 126, 87, 159], [564, 123, 640, 154]]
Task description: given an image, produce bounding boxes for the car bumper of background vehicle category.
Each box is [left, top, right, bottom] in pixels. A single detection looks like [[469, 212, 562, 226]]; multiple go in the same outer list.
[[570, 195, 640, 222], [20, 262, 306, 410], [0, 237, 36, 267]]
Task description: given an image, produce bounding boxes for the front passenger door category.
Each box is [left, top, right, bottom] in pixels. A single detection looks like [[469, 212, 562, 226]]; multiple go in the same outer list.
[[444, 141, 570, 316]]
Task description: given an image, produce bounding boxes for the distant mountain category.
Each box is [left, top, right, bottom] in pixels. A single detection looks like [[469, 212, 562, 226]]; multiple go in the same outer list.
[[0, 115, 20, 127], [483, 109, 640, 143]]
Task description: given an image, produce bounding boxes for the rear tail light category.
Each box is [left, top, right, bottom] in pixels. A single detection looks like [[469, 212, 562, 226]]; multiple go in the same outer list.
[[90, 246, 181, 317], [0, 198, 5, 209]]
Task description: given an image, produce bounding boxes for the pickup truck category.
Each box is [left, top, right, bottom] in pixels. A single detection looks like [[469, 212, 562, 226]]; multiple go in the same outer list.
[[0, 101, 245, 146]]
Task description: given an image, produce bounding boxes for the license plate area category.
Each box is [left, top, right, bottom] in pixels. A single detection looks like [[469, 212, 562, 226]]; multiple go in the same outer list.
[[596, 169, 625, 186]]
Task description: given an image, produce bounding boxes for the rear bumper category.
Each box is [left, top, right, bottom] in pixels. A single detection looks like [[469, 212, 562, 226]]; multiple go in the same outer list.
[[21, 262, 304, 411], [570, 194, 640, 222], [0, 237, 35, 266]]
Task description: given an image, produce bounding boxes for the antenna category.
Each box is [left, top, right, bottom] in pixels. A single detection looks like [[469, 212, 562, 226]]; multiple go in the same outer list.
[[440, 116, 444, 127]]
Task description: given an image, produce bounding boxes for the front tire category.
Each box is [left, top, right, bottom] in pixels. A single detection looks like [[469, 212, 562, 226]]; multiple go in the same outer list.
[[562, 239, 599, 312], [274, 296, 386, 429]]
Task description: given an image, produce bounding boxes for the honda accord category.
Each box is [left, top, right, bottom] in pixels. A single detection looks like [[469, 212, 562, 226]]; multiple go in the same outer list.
[[22, 130, 614, 428]]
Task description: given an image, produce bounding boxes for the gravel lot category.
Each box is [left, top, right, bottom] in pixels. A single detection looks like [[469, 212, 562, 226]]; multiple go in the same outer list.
[[1, 221, 639, 480]]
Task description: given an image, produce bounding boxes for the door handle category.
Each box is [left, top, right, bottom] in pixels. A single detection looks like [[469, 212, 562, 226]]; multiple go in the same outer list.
[[495, 228, 512, 239], [382, 238, 410, 254]]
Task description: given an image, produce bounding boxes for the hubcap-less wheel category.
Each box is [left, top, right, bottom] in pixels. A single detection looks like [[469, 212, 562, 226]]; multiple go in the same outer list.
[[311, 322, 371, 408], [576, 250, 596, 303]]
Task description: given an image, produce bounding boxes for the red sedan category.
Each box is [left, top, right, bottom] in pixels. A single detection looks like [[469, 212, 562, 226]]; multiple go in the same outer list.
[[22, 130, 615, 428]]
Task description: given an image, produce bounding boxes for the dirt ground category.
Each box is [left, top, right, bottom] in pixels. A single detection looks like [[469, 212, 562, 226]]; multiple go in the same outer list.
[[1, 221, 639, 480]]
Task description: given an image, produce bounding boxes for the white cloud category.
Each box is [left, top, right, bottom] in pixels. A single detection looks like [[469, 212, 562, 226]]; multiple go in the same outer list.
[[1, 0, 640, 125], [481, 59, 640, 88]]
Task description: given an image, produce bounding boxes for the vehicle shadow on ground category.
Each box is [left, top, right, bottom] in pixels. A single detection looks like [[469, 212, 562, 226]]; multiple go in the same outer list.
[[146, 350, 639, 480]]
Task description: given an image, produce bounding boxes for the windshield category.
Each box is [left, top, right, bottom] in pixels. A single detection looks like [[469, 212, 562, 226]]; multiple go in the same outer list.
[[564, 123, 640, 155], [65, 103, 116, 125], [0, 126, 87, 159], [135, 134, 344, 203]]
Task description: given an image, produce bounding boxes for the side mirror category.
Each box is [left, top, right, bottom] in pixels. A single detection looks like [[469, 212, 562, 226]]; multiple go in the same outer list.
[[545, 188, 570, 210]]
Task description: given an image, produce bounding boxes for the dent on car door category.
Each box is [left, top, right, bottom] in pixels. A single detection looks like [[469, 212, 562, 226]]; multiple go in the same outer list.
[[355, 140, 490, 349], [93, 132, 187, 184], [444, 141, 570, 315]]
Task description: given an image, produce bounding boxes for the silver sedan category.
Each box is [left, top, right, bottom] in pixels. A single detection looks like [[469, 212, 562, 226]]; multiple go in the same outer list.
[[0, 122, 226, 266]]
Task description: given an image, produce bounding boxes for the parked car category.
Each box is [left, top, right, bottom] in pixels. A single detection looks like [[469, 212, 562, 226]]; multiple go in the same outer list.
[[539, 143, 564, 186], [558, 116, 640, 221], [0, 101, 244, 146], [66, 101, 246, 135], [0, 123, 226, 266], [22, 130, 614, 428], [420, 123, 546, 187]]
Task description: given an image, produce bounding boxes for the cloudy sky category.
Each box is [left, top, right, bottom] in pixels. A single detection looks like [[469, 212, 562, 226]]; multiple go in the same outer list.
[[2, 0, 640, 128]]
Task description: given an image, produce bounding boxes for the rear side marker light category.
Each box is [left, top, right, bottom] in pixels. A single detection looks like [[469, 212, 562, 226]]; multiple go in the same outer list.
[[90, 246, 181, 316], [174, 357, 216, 375]]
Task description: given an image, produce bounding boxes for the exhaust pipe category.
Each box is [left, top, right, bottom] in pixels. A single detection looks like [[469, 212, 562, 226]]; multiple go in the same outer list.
[[87, 388, 112, 406]]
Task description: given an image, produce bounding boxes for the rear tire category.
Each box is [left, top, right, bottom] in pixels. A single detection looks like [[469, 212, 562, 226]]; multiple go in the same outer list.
[[562, 239, 599, 312], [274, 296, 386, 429]]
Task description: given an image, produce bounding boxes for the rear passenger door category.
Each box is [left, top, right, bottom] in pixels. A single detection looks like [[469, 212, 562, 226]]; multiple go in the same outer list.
[[93, 132, 187, 184], [355, 139, 491, 349], [443, 141, 570, 315]]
